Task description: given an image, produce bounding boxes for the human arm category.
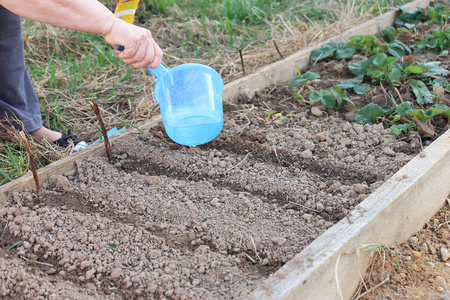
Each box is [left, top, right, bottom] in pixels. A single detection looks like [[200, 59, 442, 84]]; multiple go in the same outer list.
[[0, 0, 162, 68]]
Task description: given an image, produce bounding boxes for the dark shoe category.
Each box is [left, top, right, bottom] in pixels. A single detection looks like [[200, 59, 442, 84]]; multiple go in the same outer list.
[[53, 130, 88, 151]]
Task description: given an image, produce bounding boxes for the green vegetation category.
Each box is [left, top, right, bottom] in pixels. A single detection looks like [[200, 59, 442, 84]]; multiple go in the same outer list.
[[263, 110, 293, 122], [291, 2, 450, 137], [6, 241, 23, 251], [415, 27, 450, 54], [396, 3, 449, 27], [364, 244, 402, 271]]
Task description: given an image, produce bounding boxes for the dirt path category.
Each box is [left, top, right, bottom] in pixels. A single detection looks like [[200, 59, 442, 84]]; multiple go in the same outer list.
[[358, 199, 450, 300]]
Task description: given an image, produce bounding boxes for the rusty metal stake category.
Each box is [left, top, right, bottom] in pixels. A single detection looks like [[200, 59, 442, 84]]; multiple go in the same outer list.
[[91, 101, 112, 159], [19, 131, 40, 192], [273, 40, 284, 59], [239, 48, 246, 76]]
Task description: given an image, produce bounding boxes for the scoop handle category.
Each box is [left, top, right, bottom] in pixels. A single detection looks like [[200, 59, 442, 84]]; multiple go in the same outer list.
[[116, 45, 169, 78]]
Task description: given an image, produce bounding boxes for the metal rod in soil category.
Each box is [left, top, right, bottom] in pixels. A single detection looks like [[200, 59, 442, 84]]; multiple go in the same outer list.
[[91, 101, 112, 159], [19, 131, 40, 192]]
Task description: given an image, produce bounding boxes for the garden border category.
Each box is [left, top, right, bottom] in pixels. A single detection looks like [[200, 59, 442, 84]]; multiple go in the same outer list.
[[2, 1, 449, 299], [246, 128, 450, 299]]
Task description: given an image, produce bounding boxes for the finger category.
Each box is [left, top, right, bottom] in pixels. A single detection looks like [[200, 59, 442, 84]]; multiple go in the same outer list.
[[123, 36, 148, 66], [115, 34, 142, 60], [115, 44, 139, 60], [130, 38, 154, 69], [145, 42, 163, 69]]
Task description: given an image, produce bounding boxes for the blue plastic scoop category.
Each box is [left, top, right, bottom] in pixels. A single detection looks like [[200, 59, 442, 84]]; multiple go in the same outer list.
[[147, 63, 224, 146], [116, 45, 224, 146]]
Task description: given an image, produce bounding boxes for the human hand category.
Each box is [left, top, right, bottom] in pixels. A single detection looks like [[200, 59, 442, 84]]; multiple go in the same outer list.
[[102, 18, 163, 69]]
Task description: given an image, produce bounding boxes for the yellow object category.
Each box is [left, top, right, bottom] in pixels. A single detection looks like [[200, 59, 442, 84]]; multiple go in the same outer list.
[[114, 0, 141, 24]]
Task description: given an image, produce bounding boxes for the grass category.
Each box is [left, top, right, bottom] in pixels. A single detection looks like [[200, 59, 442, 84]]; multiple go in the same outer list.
[[0, 0, 414, 185]]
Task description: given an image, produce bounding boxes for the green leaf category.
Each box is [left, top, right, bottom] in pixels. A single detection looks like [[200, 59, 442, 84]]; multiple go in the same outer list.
[[435, 104, 450, 116], [408, 109, 431, 122], [410, 80, 433, 104], [309, 91, 322, 102], [289, 71, 321, 89], [7, 241, 23, 251], [309, 90, 336, 108], [310, 42, 355, 61], [406, 65, 425, 74], [334, 44, 356, 59], [372, 53, 388, 67], [354, 83, 370, 95], [391, 39, 412, 54], [391, 114, 402, 122], [421, 61, 449, 77], [390, 122, 415, 135], [348, 59, 370, 76], [395, 7, 426, 27], [387, 43, 405, 59], [355, 103, 385, 124], [381, 26, 397, 43], [371, 70, 388, 81], [396, 101, 414, 116], [331, 86, 355, 110], [382, 56, 399, 68], [388, 68, 401, 84], [265, 110, 277, 117], [107, 243, 119, 250], [408, 105, 449, 122], [311, 43, 337, 61], [338, 76, 369, 94]]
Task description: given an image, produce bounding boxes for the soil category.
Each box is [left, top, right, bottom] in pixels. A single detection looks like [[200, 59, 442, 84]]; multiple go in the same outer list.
[[0, 98, 420, 299], [1, 5, 449, 300], [357, 199, 450, 300]]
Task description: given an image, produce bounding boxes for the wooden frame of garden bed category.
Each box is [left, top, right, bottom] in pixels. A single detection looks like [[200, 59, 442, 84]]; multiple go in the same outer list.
[[2, 0, 449, 299]]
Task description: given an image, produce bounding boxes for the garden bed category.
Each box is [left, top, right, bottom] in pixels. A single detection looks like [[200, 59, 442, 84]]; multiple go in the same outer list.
[[1, 0, 450, 299], [0, 95, 427, 299]]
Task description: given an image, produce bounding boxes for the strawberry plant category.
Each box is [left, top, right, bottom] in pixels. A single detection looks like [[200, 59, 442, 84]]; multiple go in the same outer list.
[[396, 4, 450, 27], [289, 71, 321, 89], [354, 99, 450, 135], [415, 27, 450, 54], [344, 53, 448, 104], [347, 27, 411, 59], [310, 42, 356, 61], [293, 7, 450, 136]]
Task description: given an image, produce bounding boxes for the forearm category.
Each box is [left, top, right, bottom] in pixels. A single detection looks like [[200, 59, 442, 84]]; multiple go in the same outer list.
[[0, 0, 116, 36], [1, 0, 163, 69]]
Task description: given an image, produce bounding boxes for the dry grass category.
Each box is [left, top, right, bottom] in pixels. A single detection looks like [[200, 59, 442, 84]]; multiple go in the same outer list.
[[0, 118, 71, 185]]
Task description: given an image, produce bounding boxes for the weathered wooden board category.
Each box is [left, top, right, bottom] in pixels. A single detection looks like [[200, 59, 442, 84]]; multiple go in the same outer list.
[[246, 128, 450, 299], [222, 0, 431, 103]]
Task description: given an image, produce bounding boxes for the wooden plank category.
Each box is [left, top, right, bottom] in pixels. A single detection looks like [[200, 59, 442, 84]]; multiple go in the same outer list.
[[0, 116, 162, 203], [222, 0, 431, 103], [247, 128, 450, 300]]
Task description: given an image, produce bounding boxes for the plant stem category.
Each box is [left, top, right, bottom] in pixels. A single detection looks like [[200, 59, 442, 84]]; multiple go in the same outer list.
[[91, 101, 112, 160]]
